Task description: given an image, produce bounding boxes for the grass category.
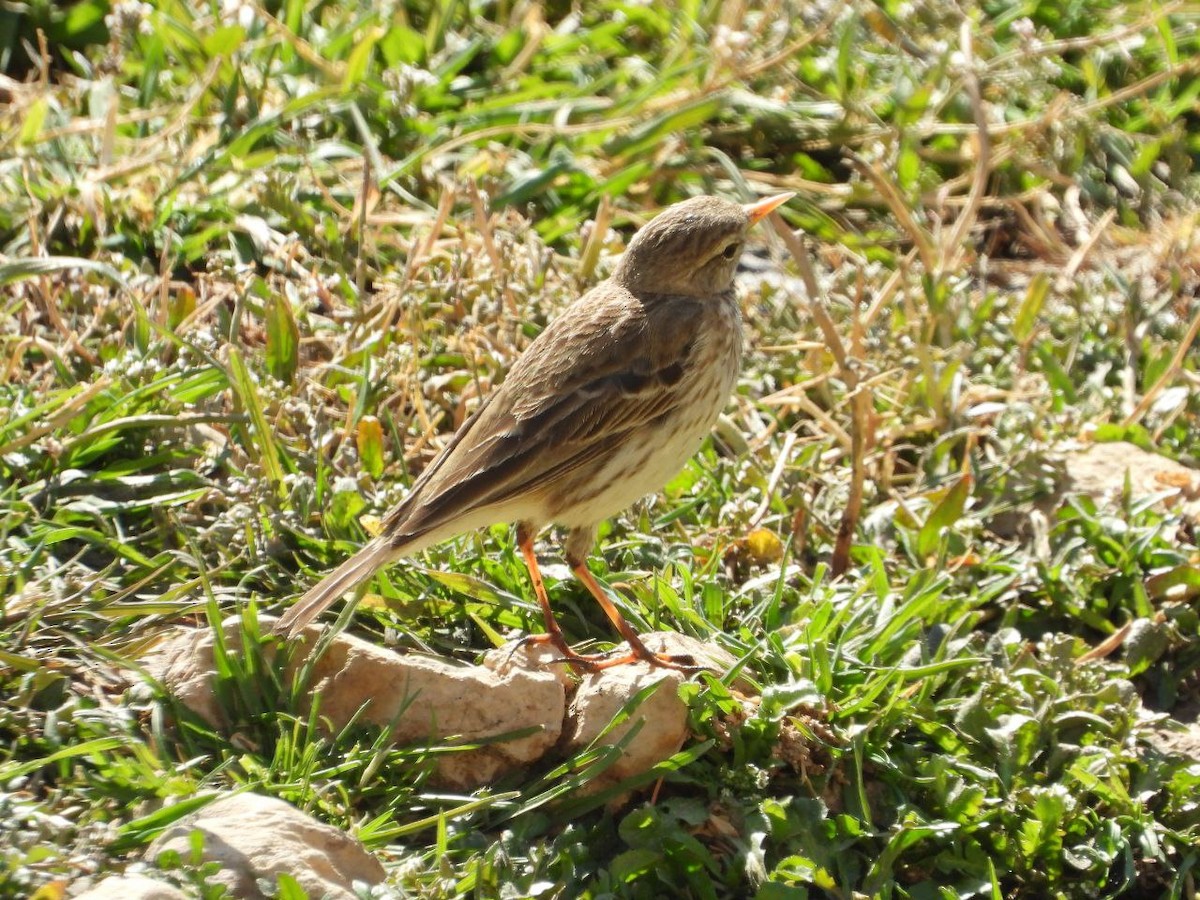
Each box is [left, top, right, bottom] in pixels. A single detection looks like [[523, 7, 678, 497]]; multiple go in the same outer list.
[[2, 0, 1200, 897]]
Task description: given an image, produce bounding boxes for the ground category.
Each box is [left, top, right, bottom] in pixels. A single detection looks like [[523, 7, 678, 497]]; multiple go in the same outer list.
[[1, 1, 1199, 898]]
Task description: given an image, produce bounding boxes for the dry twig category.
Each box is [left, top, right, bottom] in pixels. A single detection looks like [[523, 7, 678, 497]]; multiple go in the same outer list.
[[770, 215, 871, 577]]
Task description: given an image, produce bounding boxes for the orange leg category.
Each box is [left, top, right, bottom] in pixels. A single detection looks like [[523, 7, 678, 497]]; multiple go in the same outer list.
[[571, 563, 700, 673], [516, 527, 611, 670]]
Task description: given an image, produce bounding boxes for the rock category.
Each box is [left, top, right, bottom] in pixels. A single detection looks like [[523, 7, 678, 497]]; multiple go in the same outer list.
[[639, 631, 742, 677], [73, 874, 188, 900], [303, 629, 565, 789], [481, 639, 577, 690], [482, 632, 740, 687], [562, 632, 737, 798], [1060, 441, 1200, 518], [144, 617, 566, 789], [1146, 700, 1200, 764], [990, 440, 1200, 539], [1147, 722, 1200, 762], [146, 614, 740, 792], [566, 663, 687, 797], [139, 627, 216, 734], [146, 793, 384, 900], [143, 628, 229, 732]]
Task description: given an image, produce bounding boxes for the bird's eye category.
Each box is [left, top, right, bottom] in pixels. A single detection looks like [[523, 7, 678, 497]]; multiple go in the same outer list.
[[722, 242, 742, 259]]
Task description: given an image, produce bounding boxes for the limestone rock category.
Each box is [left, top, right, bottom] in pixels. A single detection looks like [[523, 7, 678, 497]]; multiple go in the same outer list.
[[146, 793, 384, 900], [145, 617, 566, 789], [146, 607, 742, 792], [73, 874, 188, 900], [991, 440, 1200, 539], [1060, 440, 1200, 518], [481, 639, 576, 690], [566, 663, 687, 796], [563, 632, 737, 797], [639, 631, 741, 677], [302, 629, 565, 789], [144, 627, 229, 732]]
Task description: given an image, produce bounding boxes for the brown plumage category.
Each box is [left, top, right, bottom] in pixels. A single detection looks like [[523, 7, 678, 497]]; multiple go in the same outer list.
[[275, 192, 794, 668]]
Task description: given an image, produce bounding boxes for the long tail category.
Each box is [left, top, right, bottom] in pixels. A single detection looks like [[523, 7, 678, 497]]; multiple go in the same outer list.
[[273, 537, 399, 638]]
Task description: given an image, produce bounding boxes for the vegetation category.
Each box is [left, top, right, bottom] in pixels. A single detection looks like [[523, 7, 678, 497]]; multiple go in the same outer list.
[[2, 0, 1199, 896]]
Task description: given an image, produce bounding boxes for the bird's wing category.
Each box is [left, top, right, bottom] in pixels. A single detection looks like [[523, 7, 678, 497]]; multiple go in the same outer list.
[[382, 287, 705, 545]]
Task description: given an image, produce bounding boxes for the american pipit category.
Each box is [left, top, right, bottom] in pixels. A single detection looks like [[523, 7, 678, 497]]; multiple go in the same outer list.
[[276, 192, 795, 668]]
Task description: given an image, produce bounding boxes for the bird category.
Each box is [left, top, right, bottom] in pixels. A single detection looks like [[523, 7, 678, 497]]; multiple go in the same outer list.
[[275, 191, 795, 669]]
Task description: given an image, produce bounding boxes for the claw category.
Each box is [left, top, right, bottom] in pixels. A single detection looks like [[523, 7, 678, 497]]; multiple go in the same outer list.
[[517, 525, 708, 676]]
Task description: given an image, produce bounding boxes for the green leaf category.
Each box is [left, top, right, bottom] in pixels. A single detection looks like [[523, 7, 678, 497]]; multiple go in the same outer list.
[[1092, 422, 1155, 452], [284, 0, 303, 34], [380, 24, 426, 65], [896, 143, 920, 191], [203, 24, 245, 57], [602, 99, 721, 159], [63, 0, 108, 37], [265, 292, 300, 385], [917, 475, 972, 559], [1013, 272, 1049, 344], [611, 848, 660, 883], [0, 737, 127, 782], [762, 680, 823, 714], [1124, 618, 1169, 676], [1145, 564, 1200, 602], [492, 155, 577, 208], [1018, 786, 1068, 876], [112, 793, 222, 853], [0, 255, 124, 287], [356, 415, 385, 479], [227, 348, 285, 495], [423, 569, 506, 605], [492, 27, 525, 66], [275, 873, 309, 900], [835, 19, 854, 101], [328, 488, 367, 533], [896, 83, 933, 125], [985, 712, 1039, 769], [343, 25, 384, 88], [1035, 343, 1076, 408], [1141, 342, 1173, 392]]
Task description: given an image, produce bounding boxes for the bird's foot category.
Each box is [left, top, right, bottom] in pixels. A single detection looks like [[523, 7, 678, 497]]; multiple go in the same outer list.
[[508, 632, 704, 675], [580, 648, 704, 674], [564, 563, 706, 674], [507, 631, 611, 673], [607, 627, 707, 674]]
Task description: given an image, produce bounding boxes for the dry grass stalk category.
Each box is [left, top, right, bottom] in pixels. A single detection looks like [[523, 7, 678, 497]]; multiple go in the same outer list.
[[750, 431, 798, 528], [406, 184, 458, 285], [1123, 300, 1200, 428], [770, 215, 870, 577], [1076, 621, 1133, 664], [941, 21, 991, 274], [833, 274, 872, 577], [1060, 208, 1117, 285], [578, 195, 614, 283], [849, 153, 937, 275]]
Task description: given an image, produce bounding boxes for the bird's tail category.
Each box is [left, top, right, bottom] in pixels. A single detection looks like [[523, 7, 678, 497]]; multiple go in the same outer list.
[[273, 537, 399, 638]]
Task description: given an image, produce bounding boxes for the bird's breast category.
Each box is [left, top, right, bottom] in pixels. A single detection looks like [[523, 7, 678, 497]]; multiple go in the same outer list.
[[551, 296, 743, 529]]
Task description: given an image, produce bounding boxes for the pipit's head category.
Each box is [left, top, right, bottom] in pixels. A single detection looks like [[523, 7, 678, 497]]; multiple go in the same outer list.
[[614, 193, 794, 297]]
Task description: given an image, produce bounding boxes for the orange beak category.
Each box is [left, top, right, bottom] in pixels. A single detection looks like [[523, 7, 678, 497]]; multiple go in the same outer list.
[[743, 192, 796, 225]]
